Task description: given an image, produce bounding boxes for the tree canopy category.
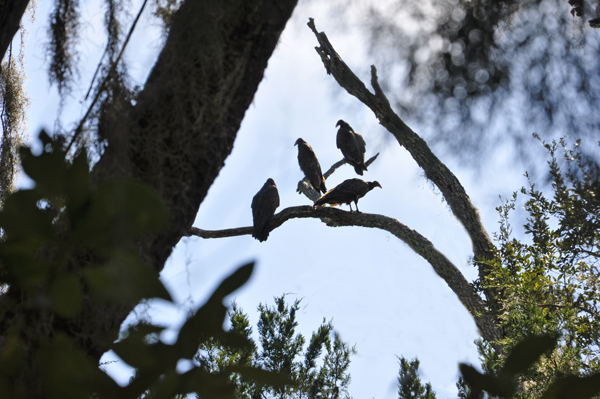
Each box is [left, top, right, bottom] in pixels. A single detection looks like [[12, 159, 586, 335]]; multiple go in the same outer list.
[[1, 0, 600, 397], [323, 0, 600, 167]]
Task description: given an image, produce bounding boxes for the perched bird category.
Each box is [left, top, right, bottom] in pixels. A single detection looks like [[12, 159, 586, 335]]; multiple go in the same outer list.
[[314, 178, 381, 212], [295, 138, 327, 194], [336, 119, 367, 175], [251, 178, 280, 242]]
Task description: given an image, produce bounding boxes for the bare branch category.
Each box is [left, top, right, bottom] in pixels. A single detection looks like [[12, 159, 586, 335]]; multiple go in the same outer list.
[[307, 18, 505, 349], [307, 18, 497, 269], [297, 153, 382, 202], [308, 17, 499, 295], [187, 205, 502, 345], [296, 178, 321, 202], [323, 153, 380, 180]]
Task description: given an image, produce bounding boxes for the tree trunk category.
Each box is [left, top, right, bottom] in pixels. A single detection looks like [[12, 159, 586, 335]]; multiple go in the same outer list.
[[0, 0, 29, 61], [95, 0, 298, 273], [0, 0, 298, 370]]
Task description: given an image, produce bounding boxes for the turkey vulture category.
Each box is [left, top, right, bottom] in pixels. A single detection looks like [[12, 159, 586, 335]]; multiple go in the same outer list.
[[295, 138, 327, 194], [251, 178, 280, 242], [336, 120, 367, 175], [314, 178, 381, 212]]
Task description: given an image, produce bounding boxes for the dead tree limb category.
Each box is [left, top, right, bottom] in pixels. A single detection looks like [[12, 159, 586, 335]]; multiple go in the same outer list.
[[296, 153, 380, 201], [307, 18, 497, 276], [307, 18, 504, 348], [187, 205, 501, 344]]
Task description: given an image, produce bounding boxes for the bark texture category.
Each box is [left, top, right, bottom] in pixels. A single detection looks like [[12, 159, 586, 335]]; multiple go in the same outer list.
[[306, 18, 504, 347], [188, 205, 502, 346], [91, 0, 296, 356], [0, 0, 298, 367], [0, 0, 29, 61], [95, 0, 298, 272]]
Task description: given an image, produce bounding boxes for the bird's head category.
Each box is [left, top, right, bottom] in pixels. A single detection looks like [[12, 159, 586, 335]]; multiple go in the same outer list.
[[266, 178, 276, 187], [294, 138, 306, 146], [335, 119, 347, 128], [370, 181, 382, 189]]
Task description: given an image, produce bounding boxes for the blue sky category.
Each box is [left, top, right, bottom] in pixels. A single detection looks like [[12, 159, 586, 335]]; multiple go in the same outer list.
[[15, 0, 553, 397]]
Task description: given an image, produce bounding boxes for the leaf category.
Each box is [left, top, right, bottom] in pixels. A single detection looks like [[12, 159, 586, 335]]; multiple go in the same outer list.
[[48, 274, 83, 317], [65, 149, 92, 219], [501, 334, 558, 377], [38, 333, 105, 398], [460, 335, 559, 398], [459, 363, 514, 398], [156, 367, 235, 399], [19, 131, 69, 199], [84, 251, 172, 303], [0, 190, 54, 240], [541, 373, 600, 399], [176, 263, 254, 358], [74, 179, 169, 251], [211, 262, 255, 301], [112, 324, 173, 371]]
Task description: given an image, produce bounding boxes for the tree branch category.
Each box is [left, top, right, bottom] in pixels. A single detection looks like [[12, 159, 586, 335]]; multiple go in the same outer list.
[[0, 0, 29, 61], [296, 153, 381, 202], [187, 206, 502, 345], [82, 0, 297, 361], [307, 18, 505, 348], [307, 18, 497, 275]]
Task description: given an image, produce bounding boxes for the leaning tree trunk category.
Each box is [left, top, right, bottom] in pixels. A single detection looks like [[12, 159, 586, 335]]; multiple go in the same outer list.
[[0, 0, 29, 61], [95, 0, 298, 274], [91, 0, 298, 359], [0, 0, 298, 368]]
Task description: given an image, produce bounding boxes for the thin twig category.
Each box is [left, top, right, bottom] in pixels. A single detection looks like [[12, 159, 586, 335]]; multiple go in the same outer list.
[[84, 45, 109, 101], [65, 0, 149, 156], [297, 153, 381, 202]]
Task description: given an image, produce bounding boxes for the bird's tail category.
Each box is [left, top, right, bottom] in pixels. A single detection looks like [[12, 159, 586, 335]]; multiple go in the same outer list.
[[252, 229, 269, 242], [314, 196, 326, 207], [354, 164, 367, 175], [320, 181, 327, 194]]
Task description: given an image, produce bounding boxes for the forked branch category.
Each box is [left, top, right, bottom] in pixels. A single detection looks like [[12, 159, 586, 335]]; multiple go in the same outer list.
[[307, 18, 497, 273], [297, 153, 380, 201], [307, 18, 505, 348]]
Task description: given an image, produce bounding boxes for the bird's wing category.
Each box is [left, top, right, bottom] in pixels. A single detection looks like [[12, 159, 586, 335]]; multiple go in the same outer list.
[[354, 132, 366, 154], [299, 145, 323, 188], [252, 185, 279, 232], [338, 178, 370, 199]]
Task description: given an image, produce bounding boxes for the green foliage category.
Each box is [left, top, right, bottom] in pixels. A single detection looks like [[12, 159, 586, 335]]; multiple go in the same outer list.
[[471, 137, 600, 397], [0, 132, 291, 398], [195, 295, 356, 399], [396, 357, 436, 399], [460, 335, 558, 398], [460, 335, 600, 399]]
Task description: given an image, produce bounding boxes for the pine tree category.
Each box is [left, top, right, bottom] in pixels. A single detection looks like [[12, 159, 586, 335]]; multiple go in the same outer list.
[[397, 357, 436, 399]]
